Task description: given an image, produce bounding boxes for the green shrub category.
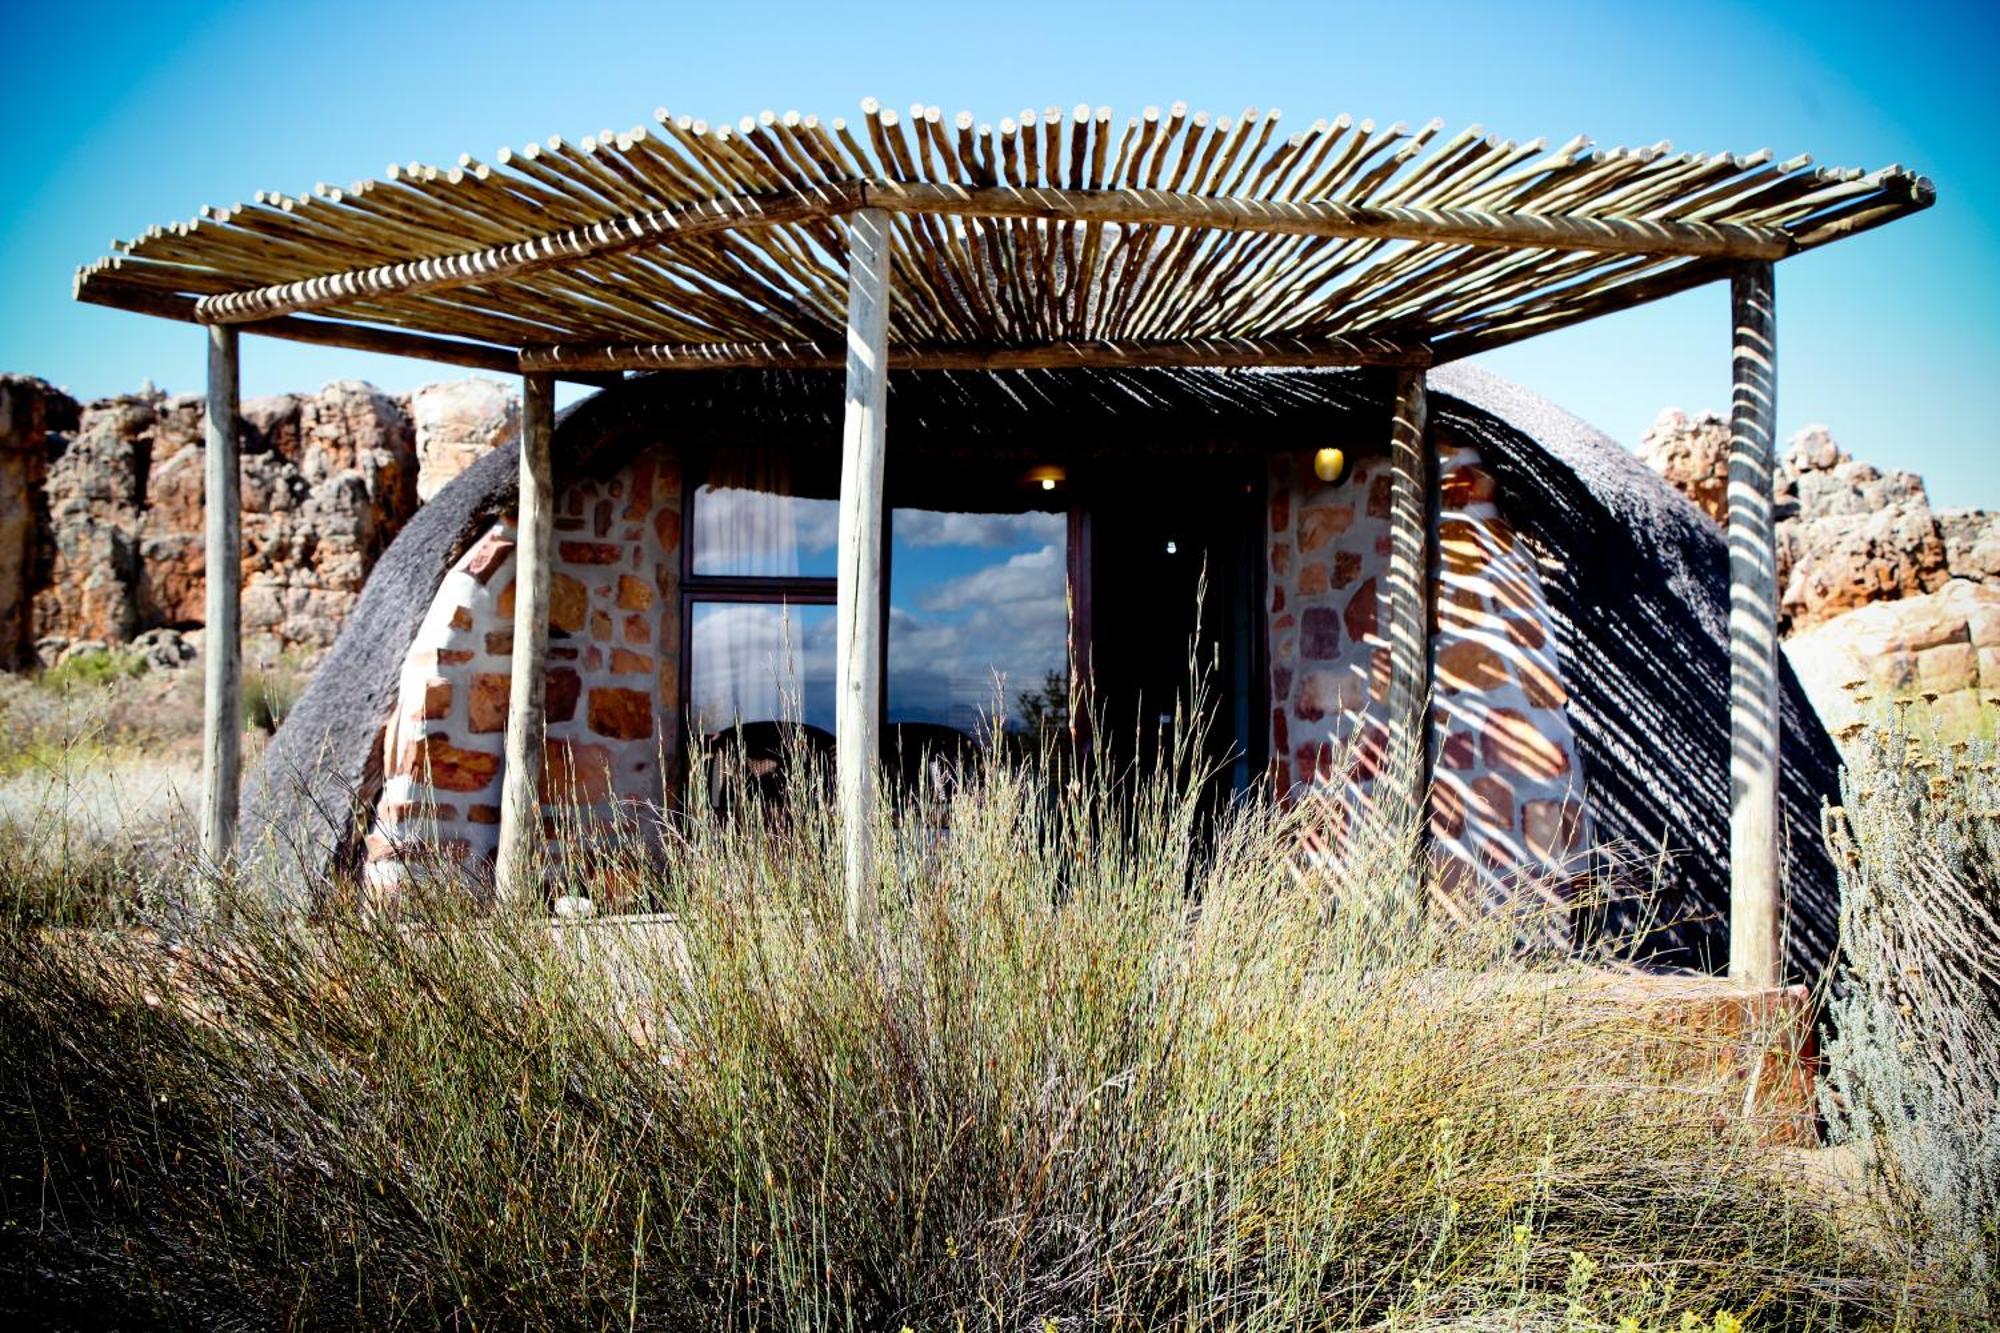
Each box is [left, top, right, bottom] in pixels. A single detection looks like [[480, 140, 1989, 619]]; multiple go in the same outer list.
[[37, 647, 148, 694]]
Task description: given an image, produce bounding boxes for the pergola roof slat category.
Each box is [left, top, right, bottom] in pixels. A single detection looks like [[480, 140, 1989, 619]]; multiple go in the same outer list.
[[75, 97, 1931, 374]]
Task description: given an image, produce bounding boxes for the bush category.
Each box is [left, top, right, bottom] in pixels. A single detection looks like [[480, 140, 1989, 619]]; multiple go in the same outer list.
[[37, 647, 149, 695], [1819, 711, 2000, 1320]]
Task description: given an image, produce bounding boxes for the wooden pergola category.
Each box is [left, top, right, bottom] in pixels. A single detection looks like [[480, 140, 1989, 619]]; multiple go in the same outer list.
[[75, 99, 1932, 979]]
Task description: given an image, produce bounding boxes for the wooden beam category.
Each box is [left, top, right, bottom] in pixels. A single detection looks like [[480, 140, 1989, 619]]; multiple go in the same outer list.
[[835, 207, 892, 939], [495, 373, 556, 904], [199, 324, 242, 874], [520, 333, 1430, 374], [1727, 262, 1782, 987], [78, 278, 621, 387], [880, 183, 1797, 262], [192, 186, 855, 324], [1382, 367, 1433, 876]]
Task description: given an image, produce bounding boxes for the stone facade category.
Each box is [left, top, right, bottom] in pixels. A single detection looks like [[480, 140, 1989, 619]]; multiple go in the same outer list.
[[366, 449, 682, 898], [367, 432, 1591, 910], [1266, 437, 1590, 915]]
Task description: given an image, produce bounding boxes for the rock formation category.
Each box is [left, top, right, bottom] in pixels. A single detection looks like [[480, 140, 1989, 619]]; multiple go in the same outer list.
[[410, 378, 520, 502], [0, 376, 79, 669], [1639, 409, 1998, 736], [4, 374, 520, 669]]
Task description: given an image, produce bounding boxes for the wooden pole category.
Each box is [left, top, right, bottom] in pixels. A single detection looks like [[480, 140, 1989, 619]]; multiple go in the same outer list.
[[1727, 262, 1782, 987], [835, 207, 891, 939], [199, 324, 242, 872], [1382, 367, 1433, 881], [496, 373, 555, 904]]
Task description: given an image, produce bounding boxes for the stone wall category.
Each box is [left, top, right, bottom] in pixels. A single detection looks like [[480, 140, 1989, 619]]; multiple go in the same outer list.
[[1266, 436, 1590, 915], [365, 449, 682, 900]]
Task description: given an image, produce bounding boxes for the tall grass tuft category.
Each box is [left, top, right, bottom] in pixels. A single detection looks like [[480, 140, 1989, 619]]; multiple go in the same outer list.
[[0, 706, 1929, 1329]]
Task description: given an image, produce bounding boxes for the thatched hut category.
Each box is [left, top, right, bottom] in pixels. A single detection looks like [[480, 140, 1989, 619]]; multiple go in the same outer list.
[[72, 98, 1932, 986]]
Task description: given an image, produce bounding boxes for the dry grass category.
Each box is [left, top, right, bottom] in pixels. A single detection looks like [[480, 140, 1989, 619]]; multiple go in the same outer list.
[[0, 700, 1981, 1329]]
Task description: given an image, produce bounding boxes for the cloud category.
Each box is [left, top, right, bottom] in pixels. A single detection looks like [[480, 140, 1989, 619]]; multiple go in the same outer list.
[[892, 509, 1065, 550], [915, 543, 1064, 614], [689, 603, 836, 733]]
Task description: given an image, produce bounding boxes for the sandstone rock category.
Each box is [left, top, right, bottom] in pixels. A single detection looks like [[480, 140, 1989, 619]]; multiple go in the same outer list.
[[1938, 507, 2000, 583], [410, 378, 518, 501], [1639, 414, 1955, 633], [131, 626, 196, 670], [1784, 578, 2000, 740], [0, 376, 79, 668], [27, 380, 417, 662], [1638, 409, 1731, 524]]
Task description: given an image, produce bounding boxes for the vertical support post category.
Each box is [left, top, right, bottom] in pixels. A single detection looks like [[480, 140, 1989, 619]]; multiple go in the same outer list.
[[836, 207, 892, 939], [199, 325, 241, 871], [1728, 262, 1782, 987], [1383, 367, 1433, 878], [496, 373, 555, 904]]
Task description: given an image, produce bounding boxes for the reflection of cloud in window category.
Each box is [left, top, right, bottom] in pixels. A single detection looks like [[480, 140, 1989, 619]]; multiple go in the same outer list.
[[890, 544, 1067, 730], [915, 544, 1063, 614], [690, 603, 836, 734], [893, 510, 1065, 550]]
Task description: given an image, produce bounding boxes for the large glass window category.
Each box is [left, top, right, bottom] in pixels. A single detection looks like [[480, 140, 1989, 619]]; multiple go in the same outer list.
[[888, 508, 1069, 734]]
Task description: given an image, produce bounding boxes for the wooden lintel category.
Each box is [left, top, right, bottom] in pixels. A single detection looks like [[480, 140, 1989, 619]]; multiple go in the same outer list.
[[79, 278, 620, 387], [521, 335, 1432, 374]]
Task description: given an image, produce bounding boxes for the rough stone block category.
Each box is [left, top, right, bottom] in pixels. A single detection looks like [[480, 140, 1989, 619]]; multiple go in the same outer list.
[[1344, 577, 1378, 643], [1300, 607, 1341, 659], [1480, 708, 1570, 780], [468, 672, 509, 733], [560, 540, 622, 565], [409, 735, 500, 792], [541, 740, 616, 803], [588, 686, 654, 740], [616, 574, 654, 609], [465, 531, 515, 584], [1297, 503, 1355, 554], [1436, 638, 1509, 693], [547, 667, 581, 723]]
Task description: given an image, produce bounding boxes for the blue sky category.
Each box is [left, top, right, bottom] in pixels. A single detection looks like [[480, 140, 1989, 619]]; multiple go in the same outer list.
[[4, 0, 1993, 505]]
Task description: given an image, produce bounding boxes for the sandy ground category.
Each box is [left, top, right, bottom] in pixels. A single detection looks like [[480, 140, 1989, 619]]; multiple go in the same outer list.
[[0, 744, 202, 844]]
